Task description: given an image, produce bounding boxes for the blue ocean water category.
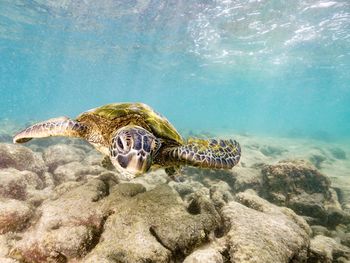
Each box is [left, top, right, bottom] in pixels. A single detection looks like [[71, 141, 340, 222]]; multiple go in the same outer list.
[[0, 0, 349, 139]]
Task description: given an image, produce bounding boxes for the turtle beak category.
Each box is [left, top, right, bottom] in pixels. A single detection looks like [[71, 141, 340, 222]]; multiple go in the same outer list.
[[126, 150, 152, 175]]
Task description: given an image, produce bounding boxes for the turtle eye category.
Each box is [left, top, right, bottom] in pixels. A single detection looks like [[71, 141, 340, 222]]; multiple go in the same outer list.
[[117, 137, 125, 150]]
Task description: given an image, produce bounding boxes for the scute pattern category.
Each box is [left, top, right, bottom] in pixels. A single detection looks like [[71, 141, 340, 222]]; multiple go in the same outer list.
[[79, 103, 183, 145], [168, 138, 241, 169]]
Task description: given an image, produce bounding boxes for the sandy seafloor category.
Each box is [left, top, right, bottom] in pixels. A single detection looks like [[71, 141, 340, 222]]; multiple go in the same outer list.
[[0, 120, 350, 262]]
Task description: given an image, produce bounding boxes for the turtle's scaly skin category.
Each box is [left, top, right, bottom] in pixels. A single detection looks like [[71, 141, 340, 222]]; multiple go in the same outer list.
[[13, 117, 88, 143], [158, 137, 241, 169]]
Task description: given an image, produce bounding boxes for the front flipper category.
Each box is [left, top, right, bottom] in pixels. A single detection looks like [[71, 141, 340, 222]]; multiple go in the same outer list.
[[13, 117, 88, 143], [165, 138, 241, 169]]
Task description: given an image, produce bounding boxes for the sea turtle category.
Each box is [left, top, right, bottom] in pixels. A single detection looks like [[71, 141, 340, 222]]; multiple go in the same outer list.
[[13, 103, 241, 180]]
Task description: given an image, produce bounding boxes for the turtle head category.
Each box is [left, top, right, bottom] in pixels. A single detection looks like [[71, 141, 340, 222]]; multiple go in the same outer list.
[[110, 125, 161, 177]]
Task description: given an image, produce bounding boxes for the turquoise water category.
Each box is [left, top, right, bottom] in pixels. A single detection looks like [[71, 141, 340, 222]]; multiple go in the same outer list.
[[0, 0, 349, 139]]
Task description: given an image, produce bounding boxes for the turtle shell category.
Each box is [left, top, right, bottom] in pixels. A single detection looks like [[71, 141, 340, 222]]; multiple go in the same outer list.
[[78, 102, 184, 145]]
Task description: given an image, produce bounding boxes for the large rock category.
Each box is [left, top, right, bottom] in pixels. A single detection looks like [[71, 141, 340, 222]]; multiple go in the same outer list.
[[231, 167, 262, 193], [0, 143, 47, 175], [84, 151, 104, 166], [169, 179, 209, 202], [0, 199, 33, 234], [0, 168, 45, 204], [183, 245, 224, 263], [9, 181, 221, 263], [184, 167, 236, 190], [43, 144, 86, 171], [83, 184, 221, 263], [261, 160, 347, 226], [221, 191, 311, 263], [10, 179, 109, 263], [131, 169, 168, 190], [262, 160, 331, 202], [0, 233, 20, 263], [308, 235, 350, 262], [53, 162, 106, 183], [209, 181, 234, 209], [0, 234, 9, 257]]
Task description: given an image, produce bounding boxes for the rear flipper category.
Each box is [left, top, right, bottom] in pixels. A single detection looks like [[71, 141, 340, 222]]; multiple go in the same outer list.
[[13, 117, 87, 143], [165, 138, 241, 169]]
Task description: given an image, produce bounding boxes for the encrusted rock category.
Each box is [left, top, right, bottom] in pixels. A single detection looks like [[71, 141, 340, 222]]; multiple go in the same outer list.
[[131, 169, 168, 190], [261, 160, 344, 226], [222, 191, 311, 263], [10, 179, 108, 263], [84, 151, 104, 166], [311, 225, 331, 237], [308, 235, 350, 262], [0, 199, 33, 234], [262, 160, 331, 200], [209, 181, 234, 209], [341, 233, 350, 247], [53, 161, 106, 183], [185, 167, 236, 190], [83, 184, 221, 263], [231, 167, 262, 193], [0, 233, 22, 262], [0, 258, 19, 263], [169, 179, 209, 201], [0, 143, 47, 175], [183, 246, 224, 263], [43, 144, 86, 171], [0, 168, 44, 203]]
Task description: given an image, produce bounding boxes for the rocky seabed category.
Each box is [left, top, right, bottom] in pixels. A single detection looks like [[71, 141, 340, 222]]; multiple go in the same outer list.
[[0, 134, 350, 263]]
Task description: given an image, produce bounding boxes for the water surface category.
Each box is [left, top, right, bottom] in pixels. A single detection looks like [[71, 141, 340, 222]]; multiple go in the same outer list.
[[0, 0, 349, 138]]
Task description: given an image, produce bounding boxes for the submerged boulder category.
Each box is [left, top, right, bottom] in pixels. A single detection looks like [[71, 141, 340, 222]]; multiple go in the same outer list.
[[261, 160, 331, 201], [184, 167, 236, 190], [184, 190, 311, 263], [9, 181, 220, 263], [83, 184, 221, 263], [0, 199, 33, 234], [231, 167, 262, 193], [221, 191, 311, 263], [43, 144, 86, 171], [0, 143, 47, 175], [308, 235, 350, 262], [0, 168, 45, 204], [0, 234, 20, 263], [10, 179, 109, 263], [183, 245, 224, 263], [261, 160, 348, 226], [53, 161, 106, 183]]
